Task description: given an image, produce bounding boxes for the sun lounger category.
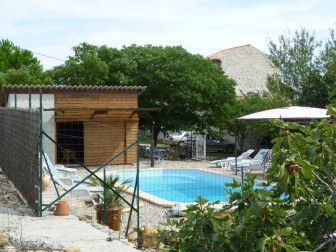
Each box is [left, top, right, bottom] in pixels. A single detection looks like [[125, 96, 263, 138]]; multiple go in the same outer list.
[[51, 172, 103, 198], [42, 152, 77, 174], [209, 149, 254, 168], [230, 149, 271, 174], [244, 150, 272, 175], [41, 152, 102, 198], [41, 152, 90, 185]]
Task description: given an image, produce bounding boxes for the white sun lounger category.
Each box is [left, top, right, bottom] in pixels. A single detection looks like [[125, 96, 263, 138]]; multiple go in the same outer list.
[[209, 149, 254, 168], [50, 172, 103, 198], [230, 149, 271, 174], [41, 152, 100, 198], [42, 152, 77, 174]]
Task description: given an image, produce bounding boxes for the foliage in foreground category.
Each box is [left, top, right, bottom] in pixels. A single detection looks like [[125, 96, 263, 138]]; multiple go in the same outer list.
[[159, 106, 336, 251]]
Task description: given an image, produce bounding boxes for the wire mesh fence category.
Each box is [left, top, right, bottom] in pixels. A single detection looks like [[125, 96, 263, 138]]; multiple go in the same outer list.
[[0, 109, 269, 225], [1, 89, 270, 248], [0, 107, 271, 251], [40, 109, 141, 237], [41, 107, 271, 237]]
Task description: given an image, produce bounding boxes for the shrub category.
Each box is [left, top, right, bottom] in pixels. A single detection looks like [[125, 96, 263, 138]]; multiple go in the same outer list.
[[159, 106, 336, 251]]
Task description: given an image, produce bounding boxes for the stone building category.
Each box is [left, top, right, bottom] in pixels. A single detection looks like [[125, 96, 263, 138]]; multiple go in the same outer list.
[[208, 44, 278, 97]]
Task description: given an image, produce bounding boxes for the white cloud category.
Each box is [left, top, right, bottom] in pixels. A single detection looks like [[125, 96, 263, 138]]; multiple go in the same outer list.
[[1, 0, 335, 69]]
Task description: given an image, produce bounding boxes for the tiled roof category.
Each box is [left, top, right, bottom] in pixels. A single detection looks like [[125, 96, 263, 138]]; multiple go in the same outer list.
[[1, 84, 147, 94], [207, 44, 252, 60]]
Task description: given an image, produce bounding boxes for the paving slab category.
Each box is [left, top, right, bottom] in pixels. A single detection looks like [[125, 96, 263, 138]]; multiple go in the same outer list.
[[0, 212, 138, 252]]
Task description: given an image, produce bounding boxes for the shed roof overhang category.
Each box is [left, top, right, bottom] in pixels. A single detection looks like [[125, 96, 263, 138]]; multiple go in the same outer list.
[[0, 84, 147, 106], [1, 84, 146, 94]]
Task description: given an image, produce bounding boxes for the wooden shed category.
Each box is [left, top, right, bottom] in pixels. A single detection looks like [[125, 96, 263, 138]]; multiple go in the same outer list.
[[0, 85, 147, 166]]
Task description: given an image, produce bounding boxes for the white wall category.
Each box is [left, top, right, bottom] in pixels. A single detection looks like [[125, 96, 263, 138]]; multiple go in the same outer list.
[[8, 94, 56, 164]]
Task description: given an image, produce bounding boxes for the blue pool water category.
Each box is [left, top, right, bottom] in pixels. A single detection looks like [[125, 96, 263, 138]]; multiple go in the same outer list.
[[113, 169, 259, 203]]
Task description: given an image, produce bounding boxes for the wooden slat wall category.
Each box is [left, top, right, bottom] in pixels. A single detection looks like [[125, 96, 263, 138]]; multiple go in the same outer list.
[[126, 121, 139, 162], [84, 121, 138, 165], [54, 91, 140, 166]]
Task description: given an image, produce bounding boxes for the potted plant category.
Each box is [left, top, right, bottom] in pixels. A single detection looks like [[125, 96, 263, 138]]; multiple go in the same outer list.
[[90, 174, 131, 231]]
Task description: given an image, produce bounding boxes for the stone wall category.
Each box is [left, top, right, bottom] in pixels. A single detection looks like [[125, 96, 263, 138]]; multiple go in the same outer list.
[[0, 108, 40, 215]]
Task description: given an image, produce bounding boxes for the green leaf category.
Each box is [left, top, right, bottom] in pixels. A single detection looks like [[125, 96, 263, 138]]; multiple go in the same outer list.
[[323, 203, 335, 216], [256, 237, 266, 252], [275, 227, 293, 236], [300, 166, 313, 180]]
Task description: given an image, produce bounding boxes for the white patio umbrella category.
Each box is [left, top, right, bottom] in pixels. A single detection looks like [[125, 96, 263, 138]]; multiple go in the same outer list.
[[236, 106, 329, 122], [233, 106, 330, 182]]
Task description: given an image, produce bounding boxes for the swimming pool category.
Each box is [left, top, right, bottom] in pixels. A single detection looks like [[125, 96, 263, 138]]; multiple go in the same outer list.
[[113, 169, 254, 204]]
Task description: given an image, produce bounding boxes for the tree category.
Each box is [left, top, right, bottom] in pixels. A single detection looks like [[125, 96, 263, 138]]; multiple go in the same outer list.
[[115, 45, 236, 144], [222, 93, 288, 151], [324, 29, 336, 105], [265, 111, 336, 251], [268, 29, 320, 91], [267, 28, 336, 108], [0, 39, 40, 71], [49, 42, 109, 86], [0, 39, 52, 85], [0, 64, 53, 85], [49, 43, 237, 145], [266, 75, 297, 103]]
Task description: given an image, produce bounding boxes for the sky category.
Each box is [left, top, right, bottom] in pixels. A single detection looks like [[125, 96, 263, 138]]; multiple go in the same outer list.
[[1, 0, 336, 70]]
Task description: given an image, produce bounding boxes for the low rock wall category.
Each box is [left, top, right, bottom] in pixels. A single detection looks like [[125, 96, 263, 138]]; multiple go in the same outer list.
[[139, 145, 193, 160]]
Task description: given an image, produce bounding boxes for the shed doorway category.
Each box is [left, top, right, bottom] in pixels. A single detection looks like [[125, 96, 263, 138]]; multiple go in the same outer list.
[[56, 122, 84, 164]]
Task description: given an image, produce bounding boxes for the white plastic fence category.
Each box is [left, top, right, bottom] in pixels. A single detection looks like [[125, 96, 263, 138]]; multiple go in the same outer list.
[[195, 135, 206, 160]]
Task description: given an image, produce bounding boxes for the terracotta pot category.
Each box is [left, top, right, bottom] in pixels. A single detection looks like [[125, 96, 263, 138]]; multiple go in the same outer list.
[[96, 207, 122, 231], [42, 173, 51, 191], [54, 201, 70, 216]]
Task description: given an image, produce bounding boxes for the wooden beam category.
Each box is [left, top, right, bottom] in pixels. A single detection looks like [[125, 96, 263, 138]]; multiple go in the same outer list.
[[44, 107, 160, 113], [90, 109, 109, 120]]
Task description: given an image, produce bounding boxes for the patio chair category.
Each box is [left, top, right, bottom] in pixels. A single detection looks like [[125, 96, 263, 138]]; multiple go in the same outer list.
[[209, 149, 254, 168], [229, 149, 271, 173], [145, 146, 163, 163]]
